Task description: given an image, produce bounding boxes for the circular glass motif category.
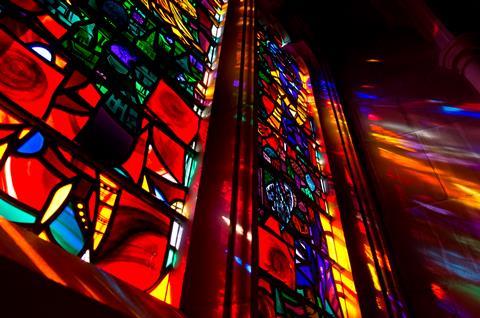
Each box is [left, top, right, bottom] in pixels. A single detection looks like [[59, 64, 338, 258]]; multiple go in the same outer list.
[[266, 182, 295, 225]]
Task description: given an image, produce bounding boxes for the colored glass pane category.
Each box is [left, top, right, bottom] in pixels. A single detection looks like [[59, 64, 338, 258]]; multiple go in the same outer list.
[[255, 25, 361, 318], [0, 0, 229, 307]]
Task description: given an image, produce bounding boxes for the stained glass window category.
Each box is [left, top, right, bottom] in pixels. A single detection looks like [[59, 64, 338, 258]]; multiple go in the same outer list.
[[255, 24, 361, 317], [0, 0, 228, 307]]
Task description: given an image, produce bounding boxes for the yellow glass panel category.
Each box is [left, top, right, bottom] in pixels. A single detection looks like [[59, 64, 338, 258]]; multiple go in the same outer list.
[[150, 274, 172, 304], [341, 274, 357, 294], [19, 129, 31, 140], [368, 263, 382, 291], [158, 0, 173, 13], [319, 214, 331, 231], [55, 55, 67, 69], [142, 175, 150, 192], [99, 188, 117, 206], [332, 227, 351, 271], [0, 143, 8, 162], [38, 231, 50, 242], [41, 183, 73, 224], [93, 205, 113, 250], [339, 298, 347, 318], [174, 0, 197, 18], [99, 174, 117, 189], [0, 109, 20, 124], [270, 69, 280, 79], [326, 235, 337, 262], [345, 298, 362, 318]]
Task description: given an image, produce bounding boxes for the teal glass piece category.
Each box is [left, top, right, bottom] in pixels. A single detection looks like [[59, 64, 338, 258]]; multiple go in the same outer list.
[[50, 204, 84, 255], [0, 197, 36, 224]]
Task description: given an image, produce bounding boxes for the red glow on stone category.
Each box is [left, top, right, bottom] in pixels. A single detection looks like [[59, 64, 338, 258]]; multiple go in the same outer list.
[[433, 23, 439, 36], [431, 283, 446, 300]]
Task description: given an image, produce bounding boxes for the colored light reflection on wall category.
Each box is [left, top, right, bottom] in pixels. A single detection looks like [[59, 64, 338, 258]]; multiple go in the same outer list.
[[353, 68, 480, 317], [318, 78, 410, 316]]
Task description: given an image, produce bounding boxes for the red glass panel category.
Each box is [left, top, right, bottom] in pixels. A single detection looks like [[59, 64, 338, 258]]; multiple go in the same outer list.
[[9, 0, 41, 11], [46, 108, 89, 140], [97, 233, 168, 290], [258, 227, 295, 289], [77, 84, 101, 107], [147, 81, 199, 144], [152, 128, 185, 183], [147, 172, 186, 204], [0, 156, 61, 211], [0, 30, 63, 118], [122, 130, 148, 182], [38, 15, 67, 39]]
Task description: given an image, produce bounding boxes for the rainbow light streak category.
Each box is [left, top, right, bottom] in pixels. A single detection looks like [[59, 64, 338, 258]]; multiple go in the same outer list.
[[355, 92, 379, 100], [441, 105, 480, 119]]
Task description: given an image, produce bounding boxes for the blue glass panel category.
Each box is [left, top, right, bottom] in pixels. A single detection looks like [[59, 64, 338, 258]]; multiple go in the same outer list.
[[17, 132, 45, 155], [50, 204, 84, 255]]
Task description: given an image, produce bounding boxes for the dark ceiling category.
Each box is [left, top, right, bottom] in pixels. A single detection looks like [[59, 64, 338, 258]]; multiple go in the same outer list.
[[258, 0, 413, 68], [261, 0, 480, 69]]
